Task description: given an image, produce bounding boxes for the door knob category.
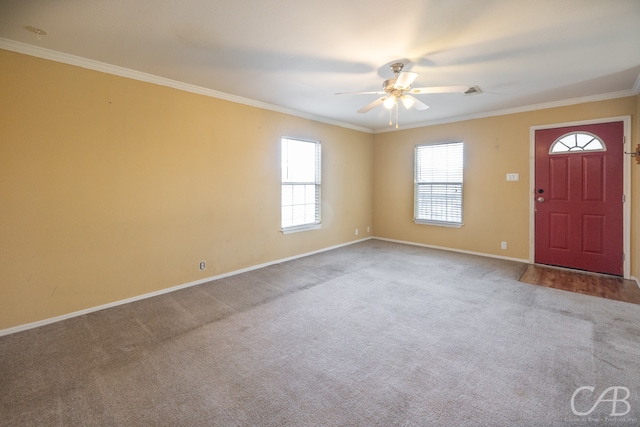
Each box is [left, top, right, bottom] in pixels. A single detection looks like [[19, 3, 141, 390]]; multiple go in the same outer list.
[[537, 197, 545, 202]]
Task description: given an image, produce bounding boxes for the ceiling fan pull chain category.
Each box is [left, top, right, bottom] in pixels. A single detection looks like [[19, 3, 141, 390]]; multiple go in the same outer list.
[[395, 103, 399, 129]]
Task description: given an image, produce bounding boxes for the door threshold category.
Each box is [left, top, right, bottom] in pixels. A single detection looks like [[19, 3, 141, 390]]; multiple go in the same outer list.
[[521, 264, 640, 304], [533, 263, 622, 279]]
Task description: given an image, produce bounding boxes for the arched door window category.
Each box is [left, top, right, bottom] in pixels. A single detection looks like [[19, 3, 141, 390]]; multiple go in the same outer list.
[[549, 132, 606, 154]]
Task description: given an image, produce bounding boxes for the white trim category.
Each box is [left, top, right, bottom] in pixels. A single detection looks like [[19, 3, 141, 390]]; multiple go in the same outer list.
[[0, 38, 371, 134], [633, 73, 640, 94], [3, 38, 637, 136], [373, 237, 529, 264], [281, 223, 322, 234], [413, 219, 463, 228], [0, 237, 372, 337], [529, 116, 631, 279], [374, 90, 637, 134]]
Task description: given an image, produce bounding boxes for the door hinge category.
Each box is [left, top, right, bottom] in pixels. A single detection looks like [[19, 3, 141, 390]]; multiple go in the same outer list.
[[622, 253, 625, 262], [623, 194, 626, 203]]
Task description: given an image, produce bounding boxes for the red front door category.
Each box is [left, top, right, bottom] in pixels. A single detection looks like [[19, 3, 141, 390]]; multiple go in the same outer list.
[[534, 122, 624, 276]]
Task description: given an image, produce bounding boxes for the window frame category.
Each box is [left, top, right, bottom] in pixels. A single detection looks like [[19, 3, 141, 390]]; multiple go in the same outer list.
[[549, 131, 606, 154], [414, 141, 464, 228], [280, 137, 322, 234]]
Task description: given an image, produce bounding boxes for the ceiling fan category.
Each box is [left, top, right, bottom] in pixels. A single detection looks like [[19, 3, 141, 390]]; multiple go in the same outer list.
[[336, 62, 471, 127]]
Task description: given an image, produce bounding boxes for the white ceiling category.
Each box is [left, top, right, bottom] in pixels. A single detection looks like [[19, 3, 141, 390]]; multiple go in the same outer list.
[[1, 0, 639, 132]]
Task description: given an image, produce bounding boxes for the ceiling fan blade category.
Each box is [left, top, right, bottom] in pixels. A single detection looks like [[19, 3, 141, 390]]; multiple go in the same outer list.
[[409, 85, 468, 94], [335, 90, 386, 95], [357, 97, 385, 113], [401, 95, 429, 110], [394, 71, 418, 90]]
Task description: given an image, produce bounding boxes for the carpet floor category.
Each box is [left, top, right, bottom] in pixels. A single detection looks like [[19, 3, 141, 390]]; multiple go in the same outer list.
[[1, 240, 639, 426]]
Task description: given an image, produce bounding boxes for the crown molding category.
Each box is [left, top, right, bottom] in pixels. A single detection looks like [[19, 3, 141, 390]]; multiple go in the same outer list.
[[633, 72, 640, 95], [3, 38, 637, 136], [373, 89, 639, 133], [0, 38, 372, 134]]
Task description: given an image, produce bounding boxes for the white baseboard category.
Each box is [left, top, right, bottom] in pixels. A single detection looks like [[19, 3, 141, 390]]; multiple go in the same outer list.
[[376, 238, 640, 286], [372, 237, 530, 264], [0, 237, 373, 337], [3, 236, 629, 337]]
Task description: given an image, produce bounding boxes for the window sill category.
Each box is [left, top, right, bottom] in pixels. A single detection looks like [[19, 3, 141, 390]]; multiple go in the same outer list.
[[281, 223, 322, 234], [414, 219, 463, 228]]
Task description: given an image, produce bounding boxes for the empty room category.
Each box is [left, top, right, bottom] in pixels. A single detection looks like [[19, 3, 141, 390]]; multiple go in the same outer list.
[[1, 1, 640, 426]]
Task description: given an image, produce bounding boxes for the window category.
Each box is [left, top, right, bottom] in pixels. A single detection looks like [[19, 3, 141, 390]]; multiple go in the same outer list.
[[414, 142, 464, 226], [549, 132, 605, 153], [281, 138, 321, 233]]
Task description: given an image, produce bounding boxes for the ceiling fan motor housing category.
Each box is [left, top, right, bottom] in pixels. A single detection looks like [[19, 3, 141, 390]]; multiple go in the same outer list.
[[383, 78, 398, 93]]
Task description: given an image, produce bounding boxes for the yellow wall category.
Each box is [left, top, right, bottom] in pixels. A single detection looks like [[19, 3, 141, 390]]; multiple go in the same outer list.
[[373, 97, 638, 269], [1, 48, 638, 331], [0, 50, 373, 330]]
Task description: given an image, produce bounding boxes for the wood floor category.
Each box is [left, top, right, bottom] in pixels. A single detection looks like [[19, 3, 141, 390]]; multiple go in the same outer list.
[[519, 264, 640, 305]]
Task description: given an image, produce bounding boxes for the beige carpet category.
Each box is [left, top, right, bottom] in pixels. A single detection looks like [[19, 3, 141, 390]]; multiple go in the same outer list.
[[1, 240, 639, 426]]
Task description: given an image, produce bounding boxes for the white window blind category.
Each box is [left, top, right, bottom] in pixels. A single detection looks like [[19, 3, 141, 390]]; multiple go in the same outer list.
[[281, 138, 321, 232], [414, 142, 463, 226]]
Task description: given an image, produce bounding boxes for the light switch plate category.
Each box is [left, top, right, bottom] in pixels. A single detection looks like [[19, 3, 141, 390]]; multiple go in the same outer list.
[[506, 173, 519, 181]]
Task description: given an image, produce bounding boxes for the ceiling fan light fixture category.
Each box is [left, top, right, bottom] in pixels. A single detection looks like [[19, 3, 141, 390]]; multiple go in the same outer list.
[[336, 59, 471, 128], [400, 95, 415, 109], [383, 96, 397, 109]]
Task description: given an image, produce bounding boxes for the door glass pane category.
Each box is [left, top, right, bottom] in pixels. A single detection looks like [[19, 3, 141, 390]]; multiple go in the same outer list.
[[550, 132, 605, 153]]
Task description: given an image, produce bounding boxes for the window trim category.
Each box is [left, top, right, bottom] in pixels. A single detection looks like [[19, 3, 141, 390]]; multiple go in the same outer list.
[[414, 141, 464, 228], [281, 222, 322, 235], [280, 137, 322, 234], [549, 131, 606, 154]]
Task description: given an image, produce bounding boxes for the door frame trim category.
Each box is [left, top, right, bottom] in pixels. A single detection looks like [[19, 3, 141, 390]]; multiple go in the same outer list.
[[529, 116, 631, 278]]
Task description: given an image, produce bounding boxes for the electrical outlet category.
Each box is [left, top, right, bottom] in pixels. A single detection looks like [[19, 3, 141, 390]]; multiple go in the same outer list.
[[355, 228, 359, 236], [367, 226, 370, 233], [199, 261, 206, 271], [501, 242, 507, 250]]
